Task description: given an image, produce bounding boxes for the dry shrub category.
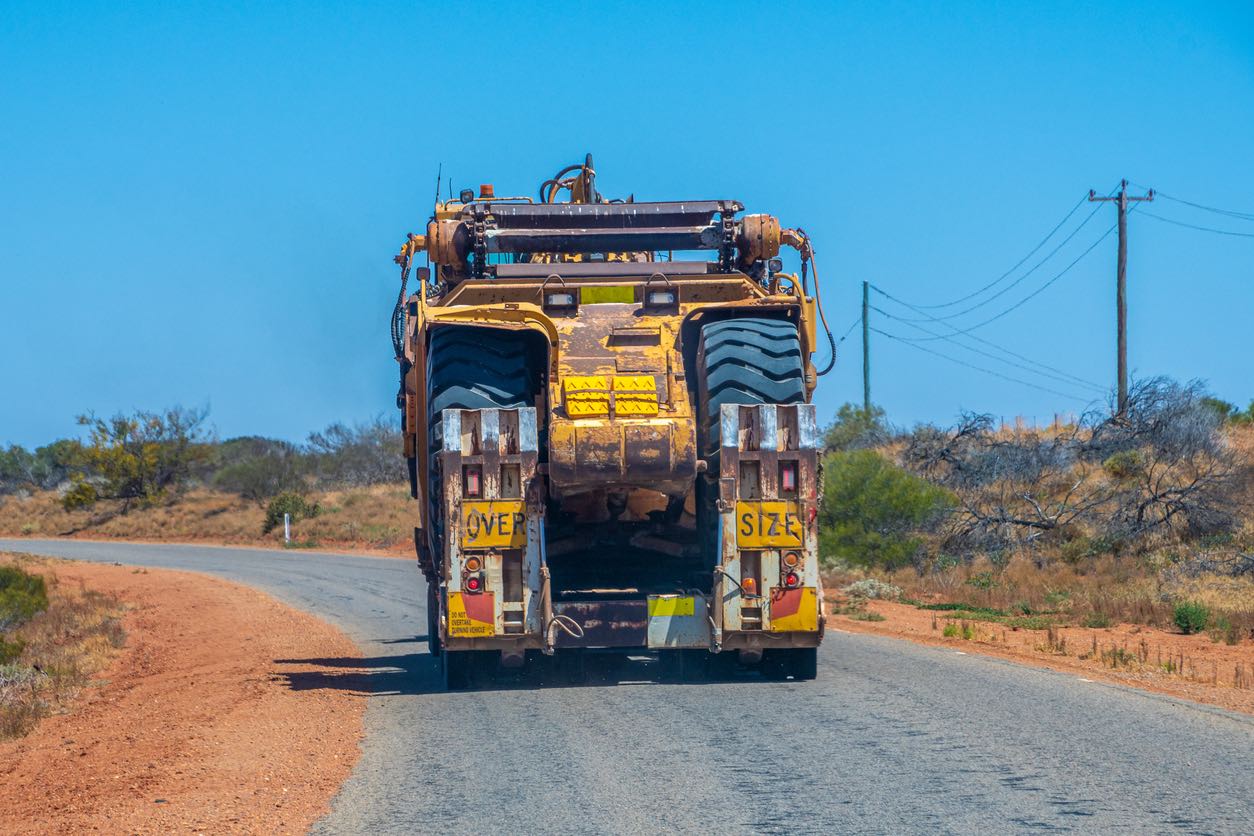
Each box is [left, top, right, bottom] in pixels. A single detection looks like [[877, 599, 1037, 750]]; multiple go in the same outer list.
[[0, 555, 126, 738], [0, 484, 413, 551]]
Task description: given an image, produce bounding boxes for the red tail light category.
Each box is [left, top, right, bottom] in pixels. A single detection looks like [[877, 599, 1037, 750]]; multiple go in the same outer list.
[[784, 571, 800, 589], [464, 466, 482, 497], [780, 461, 797, 492], [465, 574, 483, 593]]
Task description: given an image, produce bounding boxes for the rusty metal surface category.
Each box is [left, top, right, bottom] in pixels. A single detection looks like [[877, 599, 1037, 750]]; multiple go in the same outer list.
[[552, 600, 649, 648]]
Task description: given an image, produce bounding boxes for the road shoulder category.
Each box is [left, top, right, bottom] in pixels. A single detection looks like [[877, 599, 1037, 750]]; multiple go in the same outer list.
[[0, 557, 365, 834], [829, 598, 1254, 716]]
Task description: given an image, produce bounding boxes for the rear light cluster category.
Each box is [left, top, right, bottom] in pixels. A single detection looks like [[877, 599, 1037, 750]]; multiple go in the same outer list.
[[463, 555, 485, 594], [781, 551, 802, 589]]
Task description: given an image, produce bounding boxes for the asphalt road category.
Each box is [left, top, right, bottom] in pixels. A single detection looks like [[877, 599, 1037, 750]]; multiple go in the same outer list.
[[4, 538, 1252, 834]]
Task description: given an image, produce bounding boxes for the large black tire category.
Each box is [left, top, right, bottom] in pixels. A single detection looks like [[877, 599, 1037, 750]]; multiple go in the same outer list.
[[696, 318, 805, 561], [442, 649, 488, 691], [425, 327, 537, 558], [697, 318, 806, 456]]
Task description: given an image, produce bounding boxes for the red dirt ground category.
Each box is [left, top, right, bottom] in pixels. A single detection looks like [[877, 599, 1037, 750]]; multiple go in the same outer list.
[[0, 561, 365, 834], [829, 597, 1254, 715]]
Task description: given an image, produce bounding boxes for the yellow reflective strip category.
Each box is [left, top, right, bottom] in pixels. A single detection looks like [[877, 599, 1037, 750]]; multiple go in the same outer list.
[[648, 596, 695, 617], [580, 285, 635, 304]]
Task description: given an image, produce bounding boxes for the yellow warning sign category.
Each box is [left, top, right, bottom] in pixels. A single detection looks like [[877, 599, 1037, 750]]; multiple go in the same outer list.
[[735, 500, 804, 549], [461, 500, 526, 549], [448, 591, 495, 637]]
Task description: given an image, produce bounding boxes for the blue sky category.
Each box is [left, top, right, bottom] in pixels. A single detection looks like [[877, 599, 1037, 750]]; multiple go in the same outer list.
[[1, 1, 1252, 447]]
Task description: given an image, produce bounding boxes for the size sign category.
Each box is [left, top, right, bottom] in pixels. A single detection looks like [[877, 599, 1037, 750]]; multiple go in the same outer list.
[[735, 500, 804, 549], [460, 500, 526, 549]]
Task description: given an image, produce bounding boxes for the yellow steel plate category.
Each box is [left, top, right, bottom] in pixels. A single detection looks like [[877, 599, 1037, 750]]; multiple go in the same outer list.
[[613, 374, 658, 416], [564, 375, 610, 417], [460, 500, 526, 549], [564, 375, 658, 417], [580, 285, 635, 304], [735, 500, 804, 548], [648, 596, 695, 617], [769, 587, 819, 632], [448, 591, 495, 637]]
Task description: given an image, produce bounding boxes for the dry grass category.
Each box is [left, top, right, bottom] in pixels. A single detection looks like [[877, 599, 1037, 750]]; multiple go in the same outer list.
[[0, 484, 414, 552], [1, 553, 126, 738], [828, 422, 1254, 639], [828, 551, 1254, 641]]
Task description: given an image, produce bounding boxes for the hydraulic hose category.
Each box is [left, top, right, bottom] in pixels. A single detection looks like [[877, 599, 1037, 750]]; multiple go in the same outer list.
[[792, 228, 837, 376]]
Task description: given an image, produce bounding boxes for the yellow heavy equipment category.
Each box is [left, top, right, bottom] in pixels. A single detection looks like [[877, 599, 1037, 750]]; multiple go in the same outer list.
[[390, 156, 835, 687]]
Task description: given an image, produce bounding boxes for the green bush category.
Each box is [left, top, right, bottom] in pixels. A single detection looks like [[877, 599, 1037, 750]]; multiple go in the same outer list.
[[1173, 600, 1210, 635], [819, 450, 955, 570], [0, 636, 25, 664], [823, 403, 888, 452], [263, 491, 320, 535], [1082, 612, 1112, 629], [1102, 449, 1146, 480], [0, 566, 49, 630]]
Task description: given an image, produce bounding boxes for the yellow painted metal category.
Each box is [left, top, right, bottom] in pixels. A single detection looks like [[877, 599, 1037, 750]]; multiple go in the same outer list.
[[564, 375, 611, 416], [580, 285, 634, 304], [562, 375, 658, 417], [769, 587, 819, 632], [447, 591, 496, 637], [612, 375, 658, 416], [648, 596, 695, 617], [460, 500, 527, 549], [735, 500, 804, 548]]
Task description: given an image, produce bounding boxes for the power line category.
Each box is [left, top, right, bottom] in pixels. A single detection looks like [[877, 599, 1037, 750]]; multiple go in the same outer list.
[[867, 267, 1108, 390], [1138, 209, 1254, 239], [1131, 183, 1254, 222], [889, 198, 1109, 322], [912, 192, 1091, 310], [868, 303, 1107, 394], [871, 220, 1118, 341], [867, 295, 1105, 390], [836, 314, 861, 343], [870, 326, 1094, 402]]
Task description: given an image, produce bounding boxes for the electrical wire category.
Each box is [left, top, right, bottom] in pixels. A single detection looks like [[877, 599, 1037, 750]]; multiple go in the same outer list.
[[836, 314, 861, 343], [874, 220, 1118, 340], [1131, 183, 1254, 222], [912, 192, 1091, 309], [870, 326, 1094, 402], [866, 287, 1105, 390], [869, 304, 1107, 394], [885, 199, 1109, 322], [1138, 209, 1254, 239]]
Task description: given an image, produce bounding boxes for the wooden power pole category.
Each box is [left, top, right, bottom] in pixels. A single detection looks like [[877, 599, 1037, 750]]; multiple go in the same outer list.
[[862, 280, 871, 412], [1089, 179, 1153, 414]]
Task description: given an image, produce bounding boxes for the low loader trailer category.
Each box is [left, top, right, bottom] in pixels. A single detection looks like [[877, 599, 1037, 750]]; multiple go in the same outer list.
[[390, 157, 836, 687]]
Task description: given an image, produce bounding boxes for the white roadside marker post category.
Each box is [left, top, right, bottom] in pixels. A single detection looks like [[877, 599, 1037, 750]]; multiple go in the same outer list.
[[284, 512, 291, 544]]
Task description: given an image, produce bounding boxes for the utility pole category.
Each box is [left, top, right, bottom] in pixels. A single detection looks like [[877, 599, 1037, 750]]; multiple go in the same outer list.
[[862, 280, 871, 412], [1089, 179, 1153, 415]]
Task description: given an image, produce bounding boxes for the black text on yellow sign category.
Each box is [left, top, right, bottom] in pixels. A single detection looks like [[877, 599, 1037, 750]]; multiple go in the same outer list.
[[460, 500, 527, 549], [735, 500, 804, 548]]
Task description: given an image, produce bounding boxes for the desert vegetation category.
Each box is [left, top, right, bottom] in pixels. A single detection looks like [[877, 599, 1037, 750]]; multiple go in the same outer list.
[[0, 409, 408, 549], [823, 377, 1254, 644], [0, 554, 126, 737]]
